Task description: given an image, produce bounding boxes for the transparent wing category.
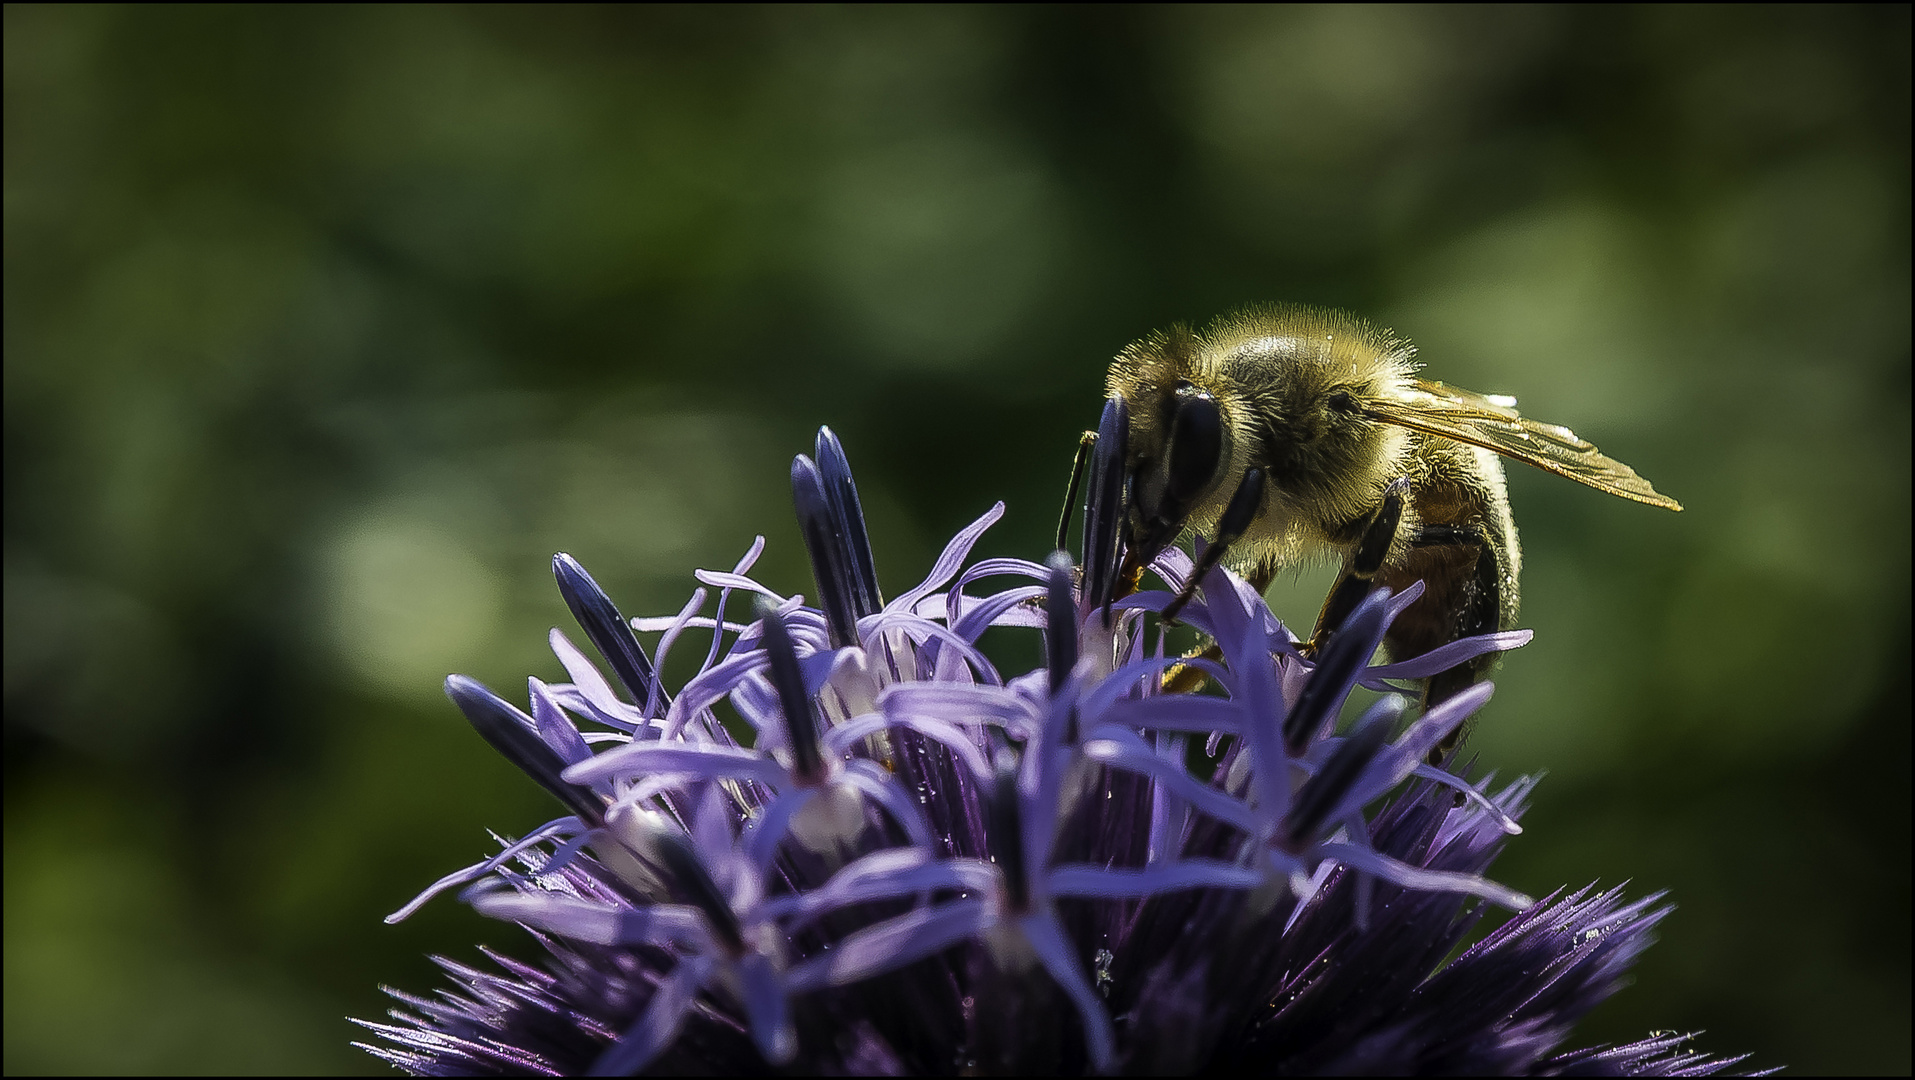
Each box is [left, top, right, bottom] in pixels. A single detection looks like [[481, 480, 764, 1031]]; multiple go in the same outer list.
[[1363, 380, 1683, 510]]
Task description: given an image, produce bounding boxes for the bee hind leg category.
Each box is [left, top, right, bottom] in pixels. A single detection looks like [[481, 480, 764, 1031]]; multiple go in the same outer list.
[[1410, 525, 1501, 766]]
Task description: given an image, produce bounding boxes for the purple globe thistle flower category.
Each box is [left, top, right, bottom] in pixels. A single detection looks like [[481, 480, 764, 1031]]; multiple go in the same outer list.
[[356, 412, 1761, 1075]]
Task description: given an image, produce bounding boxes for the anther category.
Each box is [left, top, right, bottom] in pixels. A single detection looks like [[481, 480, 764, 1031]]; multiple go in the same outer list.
[[1278, 715, 1391, 853], [756, 599, 827, 787], [552, 554, 663, 710], [1283, 587, 1393, 753], [445, 675, 606, 826], [791, 455, 862, 649]]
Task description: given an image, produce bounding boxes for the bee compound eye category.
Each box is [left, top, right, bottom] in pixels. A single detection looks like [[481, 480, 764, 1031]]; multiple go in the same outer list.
[[1165, 390, 1224, 504], [1327, 389, 1358, 415]]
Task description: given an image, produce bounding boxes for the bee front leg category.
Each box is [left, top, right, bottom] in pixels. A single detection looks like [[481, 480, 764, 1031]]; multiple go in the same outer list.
[[1055, 429, 1098, 554], [1159, 468, 1266, 625]]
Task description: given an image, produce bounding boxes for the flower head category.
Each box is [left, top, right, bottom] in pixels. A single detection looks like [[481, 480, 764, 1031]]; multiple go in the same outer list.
[[357, 413, 1759, 1075]]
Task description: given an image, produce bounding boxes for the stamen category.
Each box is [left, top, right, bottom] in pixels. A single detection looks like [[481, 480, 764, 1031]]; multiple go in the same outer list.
[[1279, 715, 1391, 853], [1080, 397, 1129, 617], [757, 599, 827, 786], [1283, 587, 1393, 753], [791, 455, 861, 648], [445, 675, 606, 826], [814, 426, 885, 620], [552, 554, 663, 709], [1044, 551, 1077, 698], [986, 756, 1030, 914]]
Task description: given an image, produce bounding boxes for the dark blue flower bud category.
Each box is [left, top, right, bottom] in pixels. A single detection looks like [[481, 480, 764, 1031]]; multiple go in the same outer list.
[[1284, 587, 1394, 753], [445, 675, 605, 826], [792, 454, 862, 649], [1279, 713, 1391, 853], [756, 599, 826, 786], [552, 553, 662, 709], [814, 426, 884, 620], [986, 757, 1030, 915], [1044, 551, 1078, 698], [1081, 396, 1129, 617]]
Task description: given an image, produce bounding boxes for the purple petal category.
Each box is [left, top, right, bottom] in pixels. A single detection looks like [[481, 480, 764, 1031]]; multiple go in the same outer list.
[[888, 714, 993, 781], [1079, 726, 1256, 831], [663, 650, 769, 739], [799, 646, 855, 697], [1380, 578, 1427, 624], [384, 817, 582, 923], [1046, 859, 1262, 898], [737, 953, 796, 1065], [470, 890, 710, 949], [639, 587, 708, 718], [786, 898, 995, 991], [1380, 682, 1495, 777], [1318, 840, 1533, 910], [1205, 566, 1290, 817], [1149, 545, 1196, 591], [563, 742, 788, 789], [549, 628, 648, 727], [745, 788, 818, 872], [838, 760, 938, 849], [880, 682, 1036, 728], [528, 678, 594, 767], [950, 555, 1051, 594], [588, 955, 714, 1076], [1113, 589, 1222, 640], [784, 849, 997, 927], [856, 610, 1000, 683], [1016, 911, 1115, 1072], [1359, 628, 1533, 685], [1092, 692, 1243, 734], [951, 585, 1047, 641], [1409, 763, 1524, 834], [1078, 651, 1234, 718], [889, 502, 1005, 615], [822, 714, 889, 757], [692, 569, 784, 599]]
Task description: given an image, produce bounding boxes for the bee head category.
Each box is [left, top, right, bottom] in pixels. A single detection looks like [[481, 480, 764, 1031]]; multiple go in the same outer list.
[[1207, 306, 1417, 532], [1107, 325, 1236, 568], [1107, 307, 1417, 564]]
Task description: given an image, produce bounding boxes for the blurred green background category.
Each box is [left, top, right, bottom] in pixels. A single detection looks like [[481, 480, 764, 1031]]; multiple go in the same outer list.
[[5, 6, 1907, 1075]]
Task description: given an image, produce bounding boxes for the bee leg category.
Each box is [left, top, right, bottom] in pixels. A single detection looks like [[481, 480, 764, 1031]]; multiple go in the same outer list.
[[1161, 642, 1223, 694], [1411, 525, 1501, 766], [1159, 468, 1266, 625], [1160, 554, 1282, 694], [1055, 430, 1098, 554], [1308, 481, 1408, 655]]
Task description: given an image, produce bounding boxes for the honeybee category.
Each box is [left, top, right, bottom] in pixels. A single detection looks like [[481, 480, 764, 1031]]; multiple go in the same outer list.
[[1095, 304, 1681, 743]]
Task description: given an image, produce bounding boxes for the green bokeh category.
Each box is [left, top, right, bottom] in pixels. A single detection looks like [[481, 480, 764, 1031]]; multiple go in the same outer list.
[[5, 6, 1906, 1074]]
